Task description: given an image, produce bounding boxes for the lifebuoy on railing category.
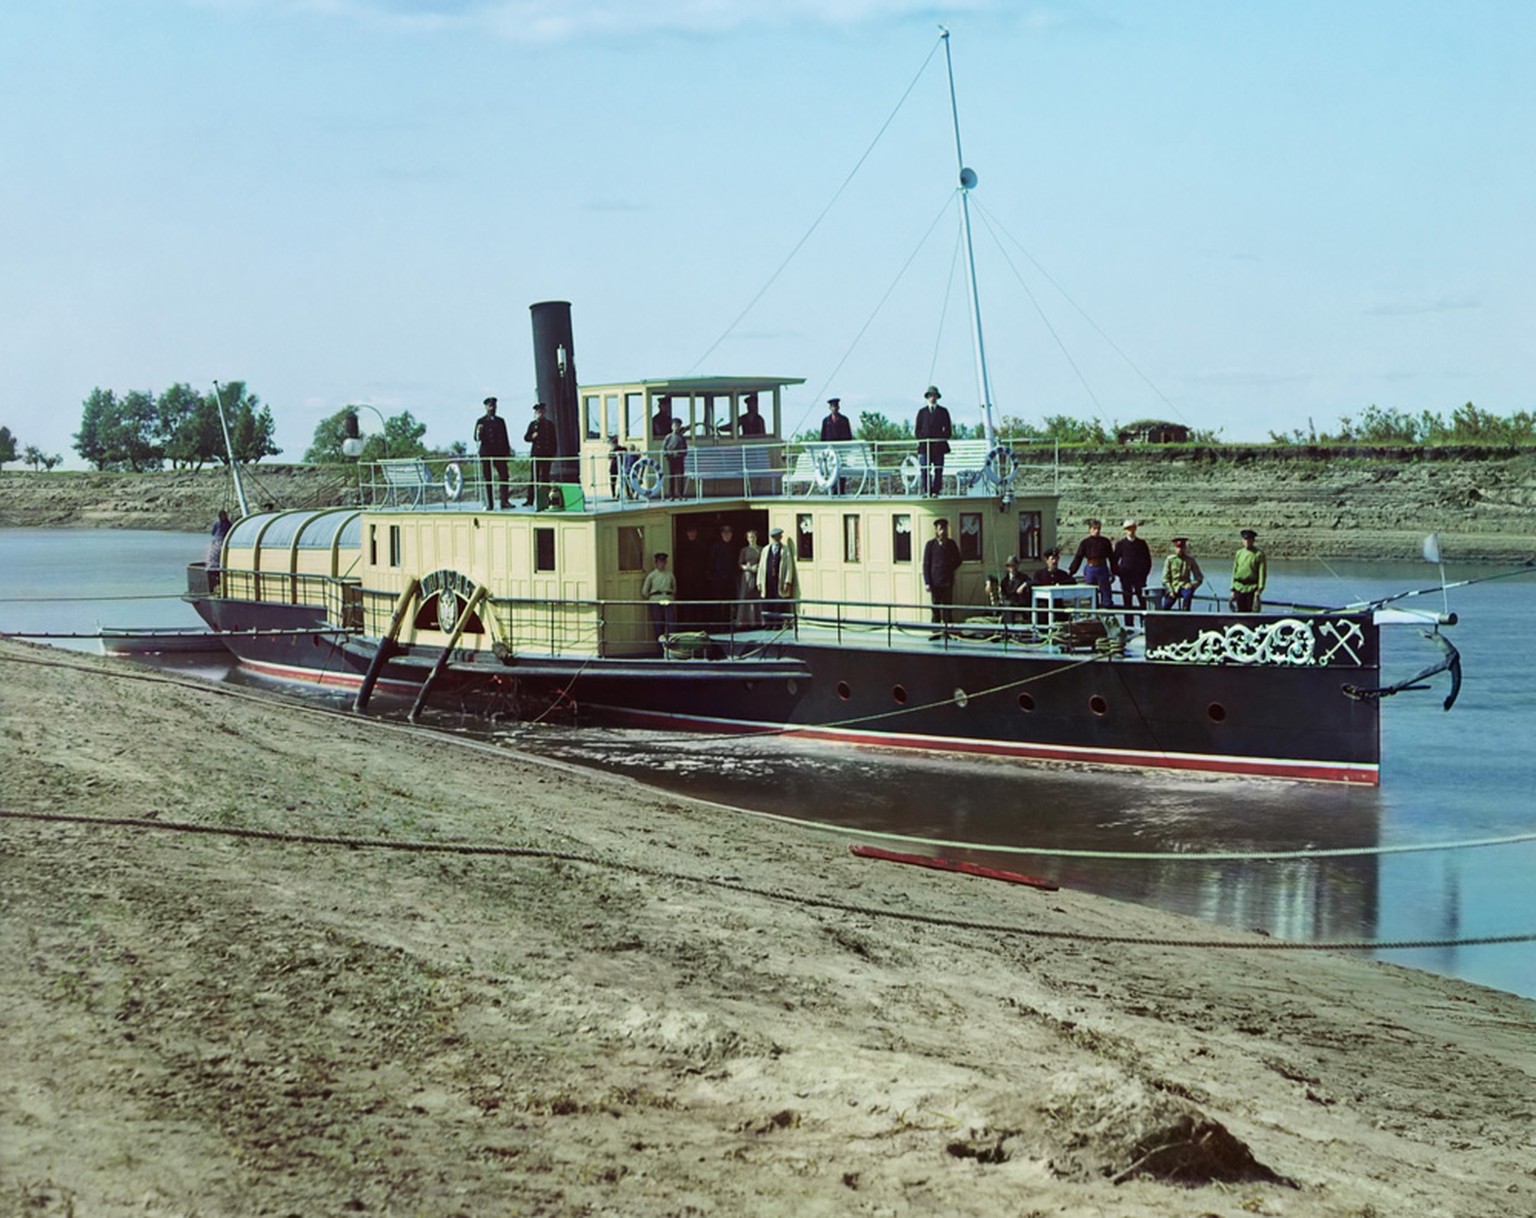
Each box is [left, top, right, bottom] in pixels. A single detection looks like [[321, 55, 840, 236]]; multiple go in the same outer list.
[[812, 446, 841, 492], [898, 453, 922, 494], [443, 461, 464, 501], [982, 446, 1017, 488], [626, 454, 662, 499]]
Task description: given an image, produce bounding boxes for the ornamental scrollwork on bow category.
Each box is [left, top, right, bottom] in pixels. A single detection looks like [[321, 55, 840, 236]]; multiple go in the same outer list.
[[1146, 618, 1366, 667]]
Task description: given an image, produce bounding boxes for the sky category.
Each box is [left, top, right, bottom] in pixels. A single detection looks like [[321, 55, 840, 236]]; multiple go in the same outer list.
[[2, 0, 1532, 466]]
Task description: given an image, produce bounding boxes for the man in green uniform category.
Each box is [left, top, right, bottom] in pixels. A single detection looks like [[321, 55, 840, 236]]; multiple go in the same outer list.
[[1231, 528, 1267, 613]]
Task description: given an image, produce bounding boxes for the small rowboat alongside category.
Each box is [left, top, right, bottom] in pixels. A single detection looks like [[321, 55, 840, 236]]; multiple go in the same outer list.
[[99, 627, 232, 656]]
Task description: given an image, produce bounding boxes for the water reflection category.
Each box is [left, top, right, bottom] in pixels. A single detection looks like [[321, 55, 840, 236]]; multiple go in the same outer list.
[[484, 728, 1382, 947]]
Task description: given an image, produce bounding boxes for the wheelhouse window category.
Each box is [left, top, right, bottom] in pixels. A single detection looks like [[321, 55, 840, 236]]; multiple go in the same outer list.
[[534, 527, 556, 572], [796, 513, 814, 562], [958, 512, 982, 563], [369, 524, 378, 566], [843, 514, 861, 563], [388, 525, 402, 568], [618, 526, 645, 573], [892, 513, 912, 563], [1017, 510, 1042, 561]]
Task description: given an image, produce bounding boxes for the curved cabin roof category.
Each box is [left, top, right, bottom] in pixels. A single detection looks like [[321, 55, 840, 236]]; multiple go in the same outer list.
[[223, 508, 361, 577]]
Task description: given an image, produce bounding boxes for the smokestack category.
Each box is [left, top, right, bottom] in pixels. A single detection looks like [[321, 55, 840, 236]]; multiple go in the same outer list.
[[530, 301, 580, 483]]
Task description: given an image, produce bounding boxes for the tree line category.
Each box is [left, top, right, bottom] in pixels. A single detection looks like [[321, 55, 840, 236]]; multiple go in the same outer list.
[[0, 426, 59, 471], [1270, 402, 1535, 447], [70, 382, 280, 471]]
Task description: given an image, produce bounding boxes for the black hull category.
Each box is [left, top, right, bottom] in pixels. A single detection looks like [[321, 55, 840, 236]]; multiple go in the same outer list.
[[190, 591, 1381, 784]]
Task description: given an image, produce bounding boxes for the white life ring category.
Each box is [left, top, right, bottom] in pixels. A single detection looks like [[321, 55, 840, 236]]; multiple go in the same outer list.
[[898, 453, 922, 494], [626, 454, 662, 499], [982, 445, 1017, 488], [442, 461, 464, 501], [812, 446, 841, 491]]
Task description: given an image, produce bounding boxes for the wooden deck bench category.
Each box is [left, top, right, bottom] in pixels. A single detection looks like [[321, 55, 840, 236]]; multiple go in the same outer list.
[[376, 458, 438, 507], [682, 445, 782, 497], [784, 441, 880, 495]]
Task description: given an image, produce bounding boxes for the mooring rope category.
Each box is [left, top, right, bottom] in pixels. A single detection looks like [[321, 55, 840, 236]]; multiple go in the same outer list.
[[3, 810, 1531, 954], [3, 647, 1531, 865]]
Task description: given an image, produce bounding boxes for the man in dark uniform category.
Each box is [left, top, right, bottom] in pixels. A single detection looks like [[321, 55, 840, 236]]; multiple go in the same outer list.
[[651, 395, 674, 439], [523, 402, 557, 507], [915, 385, 952, 496], [474, 396, 512, 509], [922, 517, 963, 637], [820, 397, 854, 494], [738, 393, 767, 436], [1000, 555, 1032, 623]]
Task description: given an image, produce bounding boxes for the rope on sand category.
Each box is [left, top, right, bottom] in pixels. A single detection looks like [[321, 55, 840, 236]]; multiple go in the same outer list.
[[4, 809, 1533, 954]]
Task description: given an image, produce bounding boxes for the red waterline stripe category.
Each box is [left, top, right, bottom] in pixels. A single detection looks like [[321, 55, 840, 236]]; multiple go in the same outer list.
[[590, 704, 1380, 786]]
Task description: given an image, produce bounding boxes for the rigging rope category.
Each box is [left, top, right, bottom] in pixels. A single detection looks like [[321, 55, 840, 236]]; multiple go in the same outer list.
[[688, 36, 945, 376]]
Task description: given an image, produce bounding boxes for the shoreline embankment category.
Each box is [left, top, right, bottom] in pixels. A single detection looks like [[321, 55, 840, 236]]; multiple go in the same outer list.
[[2, 447, 1535, 561], [2, 637, 1533, 1216]]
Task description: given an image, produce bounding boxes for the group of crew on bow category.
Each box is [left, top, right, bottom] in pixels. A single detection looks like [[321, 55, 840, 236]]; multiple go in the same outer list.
[[1048, 518, 1268, 614]]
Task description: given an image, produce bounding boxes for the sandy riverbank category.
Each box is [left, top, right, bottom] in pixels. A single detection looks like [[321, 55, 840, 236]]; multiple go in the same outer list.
[[2, 638, 1532, 1216], [3, 449, 1535, 561]]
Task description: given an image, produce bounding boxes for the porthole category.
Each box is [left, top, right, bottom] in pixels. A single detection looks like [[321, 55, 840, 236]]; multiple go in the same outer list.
[[836, 681, 852, 701], [1089, 695, 1108, 717], [787, 678, 798, 696], [953, 688, 969, 708], [1207, 702, 1227, 723], [892, 684, 909, 705], [1017, 692, 1035, 712]]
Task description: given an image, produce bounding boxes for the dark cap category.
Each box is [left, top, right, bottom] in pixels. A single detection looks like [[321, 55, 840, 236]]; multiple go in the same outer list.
[[827, 397, 841, 407], [1171, 536, 1189, 545], [654, 552, 668, 561], [924, 385, 941, 399], [1086, 518, 1102, 529], [483, 396, 497, 407], [1005, 555, 1019, 566], [1240, 528, 1258, 540], [533, 402, 547, 411]]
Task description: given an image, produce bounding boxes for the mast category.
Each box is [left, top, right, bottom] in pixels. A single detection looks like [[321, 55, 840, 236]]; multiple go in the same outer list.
[[940, 27, 998, 449], [211, 380, 251, 516]]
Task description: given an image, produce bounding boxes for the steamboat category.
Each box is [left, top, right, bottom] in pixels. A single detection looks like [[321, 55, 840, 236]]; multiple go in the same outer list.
[[185, 36, 1457, 784]]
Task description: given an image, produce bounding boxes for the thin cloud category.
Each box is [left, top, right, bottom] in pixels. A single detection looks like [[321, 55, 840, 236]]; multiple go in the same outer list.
[[1364, 294, 1481, 317], [193, 0, 1011, 43]]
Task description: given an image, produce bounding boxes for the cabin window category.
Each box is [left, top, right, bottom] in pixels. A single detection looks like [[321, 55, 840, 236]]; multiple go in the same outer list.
[[796, 514, 814, 562], [1017, 511, 1042, 561], [583, 394, 600, 440], [534, 527, 556, 572], [388, 525, 402, 568], [958, 513, 982, 563], [369, 524, 378, 566], [617, 526, 645, 573], [624, 393, 644, 442], [892, 514, 912, 563], [843, 514, 861, 563]]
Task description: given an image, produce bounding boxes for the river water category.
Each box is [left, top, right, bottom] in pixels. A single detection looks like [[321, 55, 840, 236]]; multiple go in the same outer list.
[[2, 527, 1532, 999]]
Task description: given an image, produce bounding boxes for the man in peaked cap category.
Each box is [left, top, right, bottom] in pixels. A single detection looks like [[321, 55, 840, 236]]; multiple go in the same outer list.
[[523, 402, 558, 508], [474, 396, 512, 509], [1231, 528, 1267, 613], [820, 397, 854, 493]]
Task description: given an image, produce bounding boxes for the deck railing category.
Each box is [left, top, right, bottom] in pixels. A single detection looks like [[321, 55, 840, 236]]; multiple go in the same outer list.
[[352, 438, 1061, 510]]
